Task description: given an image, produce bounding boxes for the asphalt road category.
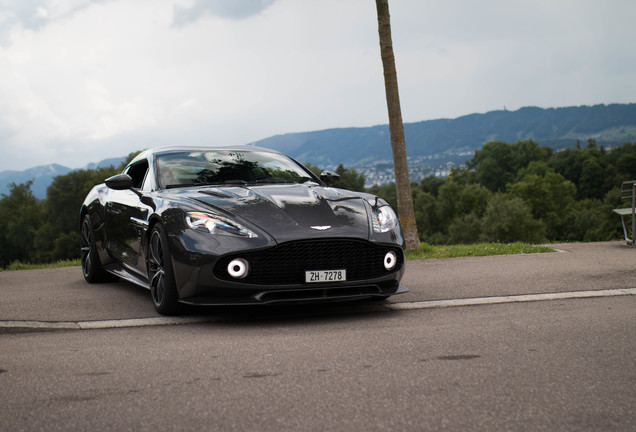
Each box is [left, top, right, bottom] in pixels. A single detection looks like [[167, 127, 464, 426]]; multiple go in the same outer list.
[[1, 241, 635, 431]]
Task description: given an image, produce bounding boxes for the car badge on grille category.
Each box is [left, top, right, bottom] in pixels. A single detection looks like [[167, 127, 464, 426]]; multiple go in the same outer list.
[[310, 225, 332, 231]]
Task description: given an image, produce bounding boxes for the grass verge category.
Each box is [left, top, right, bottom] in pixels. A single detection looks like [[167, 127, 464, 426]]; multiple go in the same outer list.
[[0, 259, 81, 272], [406, 242, 554, 260]]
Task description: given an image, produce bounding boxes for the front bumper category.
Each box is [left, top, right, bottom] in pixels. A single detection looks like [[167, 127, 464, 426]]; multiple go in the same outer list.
[[179, 282, 408, 306], [171, 238, 407, 305]]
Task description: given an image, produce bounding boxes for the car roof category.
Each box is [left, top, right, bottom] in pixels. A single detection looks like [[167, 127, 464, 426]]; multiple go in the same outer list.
[[129, 145, 283, 166]]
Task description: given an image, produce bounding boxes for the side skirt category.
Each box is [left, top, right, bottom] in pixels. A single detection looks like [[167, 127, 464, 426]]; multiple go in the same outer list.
[[103, 263, 150, 290]]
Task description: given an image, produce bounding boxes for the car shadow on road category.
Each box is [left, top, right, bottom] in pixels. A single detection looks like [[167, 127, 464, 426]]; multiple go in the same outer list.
[[80, 275, 399, 326], [177, 299, 396, 328]]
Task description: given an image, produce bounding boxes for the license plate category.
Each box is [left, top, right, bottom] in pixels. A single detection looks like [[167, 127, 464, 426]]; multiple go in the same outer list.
[[305, 270, 347, 283]]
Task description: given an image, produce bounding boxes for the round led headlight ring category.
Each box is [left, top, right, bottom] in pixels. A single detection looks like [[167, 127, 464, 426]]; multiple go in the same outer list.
[[384, 251, 397, 271], [227, 258, 249, 279]]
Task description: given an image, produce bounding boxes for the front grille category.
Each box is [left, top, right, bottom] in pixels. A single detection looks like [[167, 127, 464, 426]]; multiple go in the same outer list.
[[214, 239, 403, 285]]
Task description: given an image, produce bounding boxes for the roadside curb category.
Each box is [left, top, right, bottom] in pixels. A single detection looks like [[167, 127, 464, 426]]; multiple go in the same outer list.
[[0, 316, 210, 332], [386, 288, 636, 310], [2, 288, 635, 333]]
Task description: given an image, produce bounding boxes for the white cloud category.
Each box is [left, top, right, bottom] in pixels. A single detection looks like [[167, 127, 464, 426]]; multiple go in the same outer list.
[[0, 0, 635, 171], [172, 0, 277, 26]]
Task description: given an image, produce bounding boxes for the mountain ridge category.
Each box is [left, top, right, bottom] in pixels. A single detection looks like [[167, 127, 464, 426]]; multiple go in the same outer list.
[[249, 103, 636, 185], [251, 103, 636, 166], [0, 159, 125, 199]]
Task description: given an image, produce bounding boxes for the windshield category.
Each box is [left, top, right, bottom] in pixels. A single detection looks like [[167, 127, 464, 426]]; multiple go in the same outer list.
[[156, 150, 318, 189]]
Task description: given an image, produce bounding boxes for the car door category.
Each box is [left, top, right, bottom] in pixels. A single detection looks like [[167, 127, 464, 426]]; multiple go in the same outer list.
[[105, 160, 153, 275]]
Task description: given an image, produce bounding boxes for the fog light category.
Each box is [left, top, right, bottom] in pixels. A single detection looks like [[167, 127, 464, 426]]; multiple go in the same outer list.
[[384, 251, 397, 270], [228, 259, 249, 279]]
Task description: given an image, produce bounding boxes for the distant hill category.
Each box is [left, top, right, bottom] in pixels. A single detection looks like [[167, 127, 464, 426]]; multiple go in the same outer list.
[[250, 103, 636, 184], [0, 164, 72, 199], [85, 157, 127, 171], [0, 157, 125, 199], [2, 103, 635, 197]]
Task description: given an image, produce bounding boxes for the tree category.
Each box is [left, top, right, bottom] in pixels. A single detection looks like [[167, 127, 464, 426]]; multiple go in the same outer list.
[[509, 140, 550, 172], [458, 184, 491, 217], [578, 158, 605, 199], [412, 188, 439, 241], [469, 141, 514, 192], [561, 199, 616, 242], [375, 0, 420, 250], [46, 167, 118, 234], [304, 162, 322, 177], [508, 171, 576, 239], [0, 182, 43, 266], [551, 147, 584, 184], [469, 140, 547, 192], [613, 144, 636, 179], [480, 194, 546, 243], [436, 180, 462, 229], [30, 166, 120, 264], [448, 212, 482, 244], [334, 164, 366, 192], [419, 175, 445, 197]]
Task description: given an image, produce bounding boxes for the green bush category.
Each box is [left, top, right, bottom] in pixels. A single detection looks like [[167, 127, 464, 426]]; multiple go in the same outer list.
[[480, 195, 546, 243]]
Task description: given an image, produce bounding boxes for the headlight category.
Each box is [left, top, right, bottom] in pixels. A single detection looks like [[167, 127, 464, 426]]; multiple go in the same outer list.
[[185, 211, 258, 238], [372, 205, 398, 233]]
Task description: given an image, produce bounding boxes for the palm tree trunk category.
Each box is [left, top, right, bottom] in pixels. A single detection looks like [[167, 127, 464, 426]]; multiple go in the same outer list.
[[375, 0, 420, 250]]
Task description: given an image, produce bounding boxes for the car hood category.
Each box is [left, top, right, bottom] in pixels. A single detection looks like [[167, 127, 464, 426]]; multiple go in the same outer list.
[[184, 184, 372, 242]]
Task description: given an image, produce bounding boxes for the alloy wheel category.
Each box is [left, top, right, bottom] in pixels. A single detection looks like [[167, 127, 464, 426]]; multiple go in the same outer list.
[[80, 218, 93, 278], [148, 229, 166, 307]]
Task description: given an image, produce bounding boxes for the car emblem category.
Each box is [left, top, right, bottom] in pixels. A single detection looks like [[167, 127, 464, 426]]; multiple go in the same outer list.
[[310, 225, 331, 231]]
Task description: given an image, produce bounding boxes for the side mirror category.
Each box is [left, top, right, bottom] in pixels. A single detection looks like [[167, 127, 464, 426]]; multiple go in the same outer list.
[[320, 170, 340, 186], [105, 174, 133, 190]]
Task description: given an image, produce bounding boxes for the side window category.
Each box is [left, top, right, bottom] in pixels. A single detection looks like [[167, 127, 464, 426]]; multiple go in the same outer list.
[[126, 160, 149, 189]]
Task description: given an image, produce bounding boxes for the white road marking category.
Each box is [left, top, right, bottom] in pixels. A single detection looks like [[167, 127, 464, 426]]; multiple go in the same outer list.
[[2, 288, 635, 331], [385, 288, 636, 311]]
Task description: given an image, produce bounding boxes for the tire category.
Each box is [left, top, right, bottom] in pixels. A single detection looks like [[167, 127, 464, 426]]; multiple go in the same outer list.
[[80, 214, 116, 283], [147, 223, 180, 315]]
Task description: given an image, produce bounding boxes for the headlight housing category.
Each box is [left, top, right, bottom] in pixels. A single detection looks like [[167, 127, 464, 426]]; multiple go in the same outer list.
[[372, 205, 398, 233], [185, 211, 258, 238]]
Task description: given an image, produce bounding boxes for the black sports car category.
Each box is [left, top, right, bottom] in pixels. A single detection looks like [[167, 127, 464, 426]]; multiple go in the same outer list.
[[80, 146, 407, 314]]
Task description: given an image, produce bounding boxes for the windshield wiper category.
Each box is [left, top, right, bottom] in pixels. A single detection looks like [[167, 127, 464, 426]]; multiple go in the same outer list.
[[248, 178, 294, 185], [218, 180, 248, 185], [165, 180, 248, 189]]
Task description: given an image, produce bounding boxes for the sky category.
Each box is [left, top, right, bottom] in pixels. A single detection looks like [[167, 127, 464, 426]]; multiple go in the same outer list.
[[0, 0, 635, 172]]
